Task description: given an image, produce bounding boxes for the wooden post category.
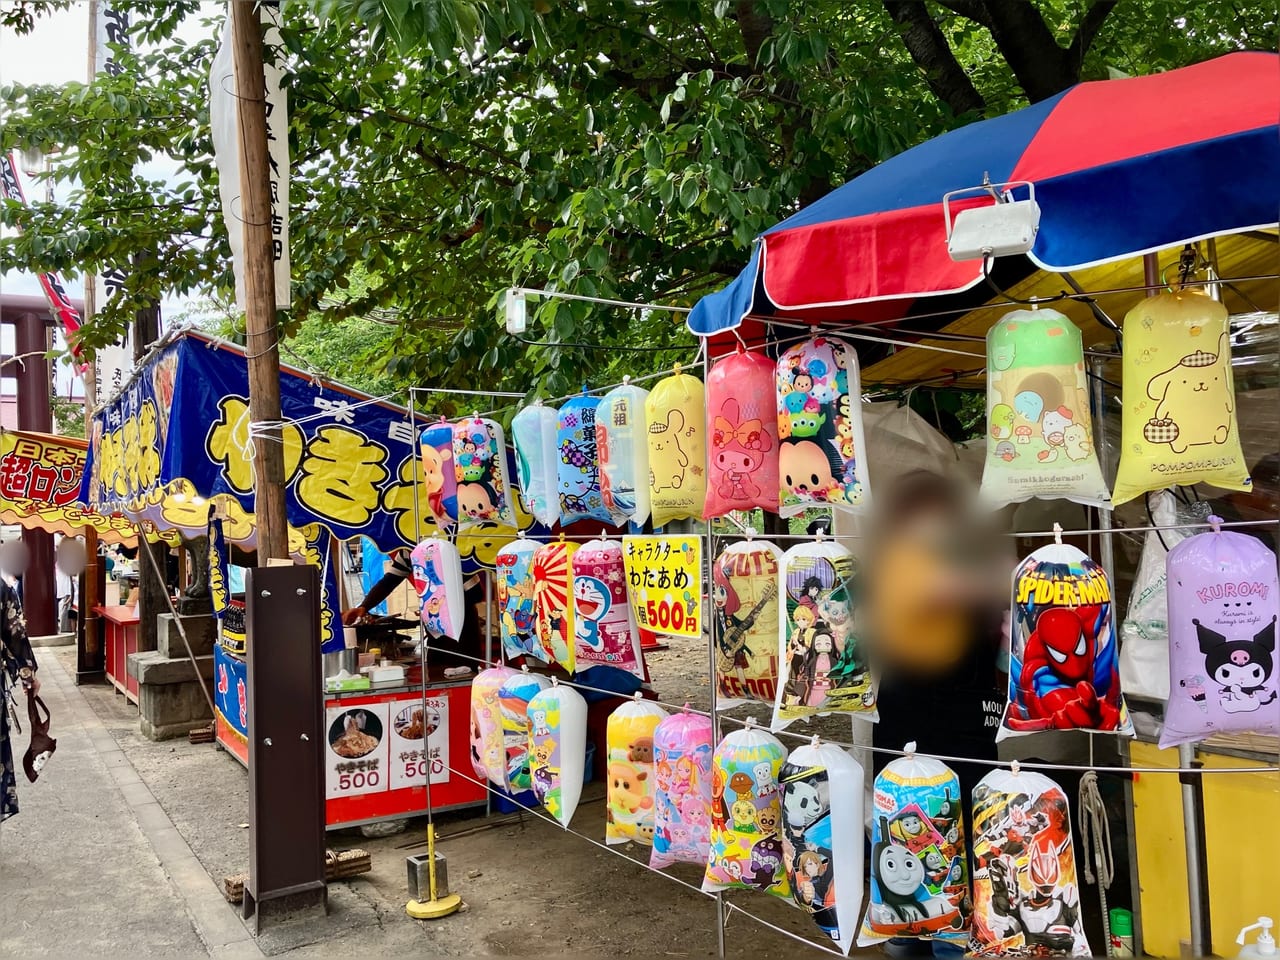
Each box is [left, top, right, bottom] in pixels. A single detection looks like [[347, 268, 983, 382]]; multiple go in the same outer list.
[[230, 0, 288, 561], [132, 293, 166, 653]]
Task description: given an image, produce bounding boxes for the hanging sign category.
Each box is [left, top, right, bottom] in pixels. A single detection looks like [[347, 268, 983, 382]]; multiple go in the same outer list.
[[621, 535, 702, 639], [325, 701, 390, 800], [388, 696, 449, 791]]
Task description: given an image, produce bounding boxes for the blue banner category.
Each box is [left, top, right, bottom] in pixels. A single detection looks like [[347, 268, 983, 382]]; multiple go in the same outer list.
[[214, 642, 248, 744]]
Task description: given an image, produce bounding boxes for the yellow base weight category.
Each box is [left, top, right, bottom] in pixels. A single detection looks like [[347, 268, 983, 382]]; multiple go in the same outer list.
[[405, 893, 462, 920]]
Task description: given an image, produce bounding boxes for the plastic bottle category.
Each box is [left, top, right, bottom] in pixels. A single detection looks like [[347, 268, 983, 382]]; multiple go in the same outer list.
[[1109, 908, 1134, 957], [1237, 917, 1276, 960]]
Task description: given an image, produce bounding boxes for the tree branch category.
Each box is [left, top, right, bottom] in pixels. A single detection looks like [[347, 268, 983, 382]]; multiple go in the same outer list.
[[931, 0, 994, 28], [1068, 0, 1120, 67], [883, 1, 987, 117]]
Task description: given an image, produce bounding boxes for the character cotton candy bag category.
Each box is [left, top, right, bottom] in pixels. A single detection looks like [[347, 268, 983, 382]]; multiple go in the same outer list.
[[495, 539, 547, 662], [705, 349, 779, 517], [970, 767, 1090, 957], [1160, 519, 1280, 748], [527, 681, 588, 826], [781, 740, 865, 955], [860, 747, 969, 944], [557, 393, 611, 525], [511, 404, 561, 527], [470, 666, 517, 789], [1000, 540, 1132, 740], [410, 537, 465, 639], [979, 309, 1109, 509], [1112, 291, 1250, 505], [713, 539, 783, 708], [419, 421, 458, 528], [773, 540, 875, 730], [605, 697, 668, 845], [646, 370, 706, 528], [452, 416, 517, 528], [596, 381, 651, 528], [532, 538, 577, 672], [776, 337, 870, 515], [650, 707, 714, 870], [498, 670, 551, 792], [570, 538, 644, 677], [702, 722, 790, 898]]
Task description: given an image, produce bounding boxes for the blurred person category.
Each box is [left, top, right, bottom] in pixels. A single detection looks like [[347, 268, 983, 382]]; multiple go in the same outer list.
[[1, 575, 38, 821], [1213, 452, 1279, 551]]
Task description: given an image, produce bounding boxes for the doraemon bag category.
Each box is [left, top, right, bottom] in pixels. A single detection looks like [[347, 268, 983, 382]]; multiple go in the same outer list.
[[1160, 522, 1280, 748], [527, 681, 588, 826], [781, 740, 865, 956], [860, 748, 969, 944], [605, 697, 668, 846], [419, 421, 458, 528], [570, 538, 644, 678], [494, 539, 547, 662], [557, 393, 611, 525], [410, 537, 464, 640], [596, 382, 651, 527], [970, 768, 1090, 957], [776, 337, 870, 516], [497, 670, 551, 791], [713, 540, 783, 708], [646, 371, 707, 528], [470, 666, 517, 790], [702, 723, 790, 899], [452, 416, 516, 529], [532, 538, 578, 672], [511, 404, 561, 527], [650, 707, 714, 870], [705, 349, 779, 517]]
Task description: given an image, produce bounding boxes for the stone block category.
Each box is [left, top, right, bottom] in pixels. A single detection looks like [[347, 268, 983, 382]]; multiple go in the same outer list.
[[138, 678, 212, 741], [128, 651, 215, 685], [157, 613, 217, 659]]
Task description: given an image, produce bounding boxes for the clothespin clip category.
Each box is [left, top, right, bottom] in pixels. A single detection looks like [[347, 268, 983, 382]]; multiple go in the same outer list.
[[1052, 522, 1063, 545], [1208, 514, 1223, 534]]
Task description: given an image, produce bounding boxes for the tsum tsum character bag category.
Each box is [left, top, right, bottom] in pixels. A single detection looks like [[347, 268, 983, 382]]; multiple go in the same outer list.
[[1113, 291, 1251, 505], [1000, 541, 1133, 740], [702, 722, 790, 899], [498, 670, 551, 792], [470, 666, 517, 789], [1159, 520, 1280, 748], [979, 309, 1110, 509], [646, 369, 707, 528], [410, 537, 465, 640], [705, 349, 779, 518], [494, 539, 547, 663], [781, 740, 865, 955], [452, 416, 517, 529], [511, 403, 561, 528], [596, 381, 651, 528], [571, 538, 644, 678], [776, 337, 870, 516], [419, 421, 458, 528], [557, 393, 611, 526], [969, 767, 1090, 957], [713, 539, 783, 708], [860, 747, 969, 944], [532, 537, 578, 672], [650, 706, 714, 870], [527, 681, 588, 826], [605, 697, 669, 846], [773, 540, 876, 730]]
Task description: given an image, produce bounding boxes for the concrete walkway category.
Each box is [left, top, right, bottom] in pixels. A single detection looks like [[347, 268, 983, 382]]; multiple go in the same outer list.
[[0, 652, 262, 959]]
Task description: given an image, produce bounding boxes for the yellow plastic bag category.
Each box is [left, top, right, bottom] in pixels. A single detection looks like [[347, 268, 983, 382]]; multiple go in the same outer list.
[[1112, 291, 1250, 505], [645, 370, 706, 527]]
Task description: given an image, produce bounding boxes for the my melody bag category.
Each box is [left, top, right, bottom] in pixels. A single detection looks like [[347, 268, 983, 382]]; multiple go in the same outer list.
[[22, 690, 56, 783]]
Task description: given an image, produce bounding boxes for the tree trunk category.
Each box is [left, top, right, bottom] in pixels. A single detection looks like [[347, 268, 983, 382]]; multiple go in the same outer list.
[[883, 1, 987, 117]]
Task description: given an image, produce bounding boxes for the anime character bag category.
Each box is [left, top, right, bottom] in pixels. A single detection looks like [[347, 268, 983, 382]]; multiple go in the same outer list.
[[649, 707, 714, 870], [705, 350, 779, 517], [860, 747, 969, 944], [570, 538, 644, 678], [494, 539, 547, 662], [596, 381, 651, 528], [557, 393, 611, 526], [511, 404, 562, 527], [781, 740, 865, 956], [713, 539, 783, 708], [1160, 521, 1280, 748], [419, 421, 458, 528], [470, 666, 518, 789], [605, 697, 669, 846], [498, 670, 551, 792], [1113, 291, 1250, 505], [970, 767, 1090, 957], [979, 309, 1110, 509], [527, 681, 589, 826], [532, 538, 578, 672], [773, 540, 876, 730], [702, 722, 790, 899], [410, 537, 465, 640], [452, 416, 517, 528], [1000, 541, 1132, 740], [646, 370, 707, 528], [776, 337, 870, 515]]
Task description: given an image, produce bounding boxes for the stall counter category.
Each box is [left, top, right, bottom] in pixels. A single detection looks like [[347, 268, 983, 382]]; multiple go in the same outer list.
[[95, 604, 140, 703]]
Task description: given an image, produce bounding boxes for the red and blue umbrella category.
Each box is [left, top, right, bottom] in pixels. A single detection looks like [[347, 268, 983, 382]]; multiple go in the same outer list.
[[689, 52, 1279, 336]]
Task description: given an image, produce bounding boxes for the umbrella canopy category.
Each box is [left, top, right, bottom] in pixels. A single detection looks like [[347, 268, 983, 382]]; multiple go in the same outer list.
[[689, 52, 1279, 337]]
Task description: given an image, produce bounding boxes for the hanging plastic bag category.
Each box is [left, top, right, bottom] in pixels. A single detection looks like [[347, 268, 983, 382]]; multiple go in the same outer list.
[[705, 350, 779, 517], [511, 404, 561, 528], [979, 309, 1110, 509], [410, 537, 465, 640], [702, 722, 790, 898], [650, 707, 714, 870], [1000, 541, 1132, 740], [498, 670, 551, 792], [494, 539, 548, 663], [596, 380, 651, 528], [773, 540, 876, 730], [713, 539, 783, 708], [451, 416, 517, 529], [419, 421, 458, 529], [646, 369, 706, 527], [970, 767, 1091, 957], [532, 537, 577, 672], [781, 740, 865, 955], [571, 538, 644, 678], [527, 681, 589, 826], [776, 337, 870, 515], [605, 697, 669, 846], [1159, 520, 1280, 748], [860, 747, 969, 944], [557, 393, 611, 526], [1113, 291, 1251, 505], [470, 665, 517, 790]]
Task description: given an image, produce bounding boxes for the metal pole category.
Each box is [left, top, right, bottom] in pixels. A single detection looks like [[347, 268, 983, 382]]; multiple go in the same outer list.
[[409, 392, 436, 823], [1088, 356, 1116, 582], [1179, 743, 1210, 955]]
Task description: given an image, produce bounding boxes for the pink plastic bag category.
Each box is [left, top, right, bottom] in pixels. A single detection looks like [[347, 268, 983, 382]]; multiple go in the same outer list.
[[705, 349, 779, 517]]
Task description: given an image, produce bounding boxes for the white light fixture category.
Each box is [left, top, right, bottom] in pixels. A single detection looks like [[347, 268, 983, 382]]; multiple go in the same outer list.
[[503, 288, 527, 335], [943, 179, 1040, 261]]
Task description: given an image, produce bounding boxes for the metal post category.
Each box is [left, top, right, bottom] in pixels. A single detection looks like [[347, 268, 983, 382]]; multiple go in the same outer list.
[[1179, 743, 1210, 955], [1088, 357, 1116, 583]]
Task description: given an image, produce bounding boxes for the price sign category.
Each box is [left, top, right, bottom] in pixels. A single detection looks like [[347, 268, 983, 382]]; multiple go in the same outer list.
[[389, 694, 451, 790], [621, 535, 702, 639], [325, 702, 390, 799]]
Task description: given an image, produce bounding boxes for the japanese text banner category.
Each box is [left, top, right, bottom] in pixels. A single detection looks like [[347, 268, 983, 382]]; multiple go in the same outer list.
[[621, 535, 703, 639]]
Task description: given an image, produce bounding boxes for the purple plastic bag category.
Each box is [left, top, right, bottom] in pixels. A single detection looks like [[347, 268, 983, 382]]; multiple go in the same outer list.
[[1160, 521, 1280, 748]]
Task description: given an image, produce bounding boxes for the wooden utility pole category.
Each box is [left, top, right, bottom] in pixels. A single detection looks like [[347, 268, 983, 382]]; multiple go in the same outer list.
[[231, 0, 288, 561]]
